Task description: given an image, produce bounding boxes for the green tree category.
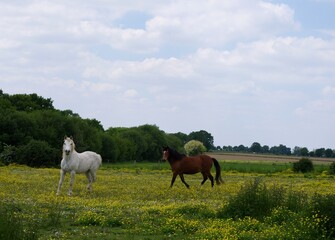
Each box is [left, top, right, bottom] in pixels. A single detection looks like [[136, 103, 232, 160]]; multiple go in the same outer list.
[[7, 93, 54, 111], [236, 144, 247, 152], [119, 128, 148, 162], [184, 140, 206, 156], [165, 134, 184, 153], [315, 148, 325, 157], [100, 134, 118, 163], [138, 124, 167, 162], [16, 140, 59, 167], [188, 130, 214, 150], [325, 148, 334, 158], [300, 147, 309, 156], [294, 147, 309, 157], [114, 136, 136, 162], [0, 91, 106, 166], [250, 142, 261, 153], [0, 111, 36, 146], [222, 145, 233, 152], [261, 145, 269, 153], [171, 132, 188, 145], [270, 144, 291, 155]]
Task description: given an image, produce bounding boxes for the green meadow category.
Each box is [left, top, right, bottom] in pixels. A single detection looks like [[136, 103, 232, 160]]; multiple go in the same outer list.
[[1, 161, 335, 239]]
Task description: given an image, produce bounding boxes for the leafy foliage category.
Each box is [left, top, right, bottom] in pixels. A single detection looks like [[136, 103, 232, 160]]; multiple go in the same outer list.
[[188, 130, 214, 150], [293, 158, 314, 173], [16, 140, 59, 167], [184, 140, 206, 156], [310, 193, 335, 237], [329, 162, 335, 175], [0, 91, 195, 165], [218, 178, 285, 219], [0, 144, 17, 166]]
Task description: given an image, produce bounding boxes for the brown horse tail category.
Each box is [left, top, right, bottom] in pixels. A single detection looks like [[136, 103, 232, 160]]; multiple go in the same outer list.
[[212, 158, 224, 185]]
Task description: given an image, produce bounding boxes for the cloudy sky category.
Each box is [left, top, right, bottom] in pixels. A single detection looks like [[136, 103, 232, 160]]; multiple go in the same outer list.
[[1, 0, 335, 150]]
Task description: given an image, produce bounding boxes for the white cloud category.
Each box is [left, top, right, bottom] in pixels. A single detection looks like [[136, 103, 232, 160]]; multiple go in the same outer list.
[[124, 89, 138, 98], [295, 99, 335, 117], [0, 0, 299, 56], [0, 0, 335, 149], [0, 39, 21, 49], [207, 81, 259, 95], [323, 86, 335, 95], [146, 0, 297, 47]]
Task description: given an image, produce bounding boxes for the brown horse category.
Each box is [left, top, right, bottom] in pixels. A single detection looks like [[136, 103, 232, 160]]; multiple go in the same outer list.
[[162, 146, 223, 188]]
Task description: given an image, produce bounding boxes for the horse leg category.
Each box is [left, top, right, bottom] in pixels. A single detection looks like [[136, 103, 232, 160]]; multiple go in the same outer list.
[[179, 174, 190, 189], [170, 173, 178, 188], [201, 173, 208, 185], [91, 171, 97, 182], [90, 171, 97, 191], [68, 170, 76, 196], [208, 173, 214, 187], [56, 169, 65, 195], [85, 171, 93, 191]]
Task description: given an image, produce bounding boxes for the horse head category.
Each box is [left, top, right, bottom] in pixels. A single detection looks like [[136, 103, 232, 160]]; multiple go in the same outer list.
[[63, 136, 75, 156], [162, 146, 170, 161], [162, 146, 186, 161]]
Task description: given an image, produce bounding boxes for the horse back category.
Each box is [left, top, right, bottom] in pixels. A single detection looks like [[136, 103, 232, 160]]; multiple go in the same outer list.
[[80, 151, 102, 164], [74, 151, 101, 172], [174, 155, 210, 174], [199, 154, 214, 168]]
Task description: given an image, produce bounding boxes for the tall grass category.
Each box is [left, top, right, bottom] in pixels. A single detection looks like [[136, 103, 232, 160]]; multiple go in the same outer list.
[[0, 202, 38, 240], [217, 177, 285, 219], [217, 178, 335, 239]]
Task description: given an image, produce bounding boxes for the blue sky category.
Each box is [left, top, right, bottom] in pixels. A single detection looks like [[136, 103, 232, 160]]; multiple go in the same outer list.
[[274, 0, 334, 29], [1, 0, 334, 150]]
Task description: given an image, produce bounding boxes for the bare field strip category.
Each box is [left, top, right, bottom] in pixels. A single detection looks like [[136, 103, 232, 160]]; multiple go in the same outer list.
[[207, 152, 335, 164]]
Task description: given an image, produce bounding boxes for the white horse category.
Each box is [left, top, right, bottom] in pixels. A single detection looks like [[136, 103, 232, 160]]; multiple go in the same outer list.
[[56, 136, 102, 196]]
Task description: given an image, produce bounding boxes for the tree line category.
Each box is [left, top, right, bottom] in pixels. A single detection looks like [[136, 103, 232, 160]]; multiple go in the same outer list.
[[220, 142, 335, 158], [0, 91, 214, 167], [1, 91, 333, 167]]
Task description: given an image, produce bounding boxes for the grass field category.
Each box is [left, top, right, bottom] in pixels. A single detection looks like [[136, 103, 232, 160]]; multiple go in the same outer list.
[[1, 158, 335, 239]]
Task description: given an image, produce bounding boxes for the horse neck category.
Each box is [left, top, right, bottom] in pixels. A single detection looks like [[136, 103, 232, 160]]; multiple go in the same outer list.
[[63, 150, 78, 162], [168, 150, 185, 162], [167, 154, 184, 165]]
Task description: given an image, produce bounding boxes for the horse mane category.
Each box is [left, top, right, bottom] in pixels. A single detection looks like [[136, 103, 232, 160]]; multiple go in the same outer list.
[[165, 146, 186, 161], [64, 136, 75, 148]]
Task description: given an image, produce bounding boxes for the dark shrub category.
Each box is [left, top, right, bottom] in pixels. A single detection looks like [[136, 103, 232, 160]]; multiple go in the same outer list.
[[293, 158, 314, 173], [0, 144, 17, 165], [16, 140, 59, 167], [329, 162, 335, 175], [217, 178, 285, 219]]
